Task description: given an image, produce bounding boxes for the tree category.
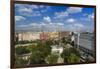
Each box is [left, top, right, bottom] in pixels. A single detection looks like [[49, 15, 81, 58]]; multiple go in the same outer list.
[[61, 48, 70, 63], [69, 48, 80, 57], [15, 55, 29, 65], [68, 53, 80, 63], [30, 50, 46, 64], [61, 37, 67, 44], [29, 41, 51, 64], [15, 46, 30, 55], [61, 47, 80, 63], [45, 40, 53, 46], [46, 54, 59, 64]]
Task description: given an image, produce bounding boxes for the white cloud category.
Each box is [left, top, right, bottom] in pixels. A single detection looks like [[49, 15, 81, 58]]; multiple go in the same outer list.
[[40, 23, 46, 26], [41, 9, 48, 13], [39, 5, 45, 8], [28, 5, 47, 9], [67, 7, 83, 14], [18, 25, 28, 27], [15, 4, 38, 10], [21, 11, 41, 17], [73, 23, 86, 32], [17, 22, 64, 31], [80, 13, 94, 21], [47, 22, 53, 25], [88, 13, 94, 19], [15, 4, 41, 17], [29, 22, 49, 27], [74, 23, 84, 28], [18, 7, 33, 13], [57, 23, 64, 26], [18, 7, 41, 16], [18, 23, 39, 28], [54, 7, 82, 19], [41, 6, 50, 13], [54, 11, 68, 18], [29, 23, 39, 26], [30, 5, 47, 9], [65, 23, 85, 32], [30, 5, 39, 9], [17, 21, 86, 32], [54, 7, 82, 20], [43, 16, 51, 22], [66, 18, 75, 23], [15, 16, 26, 21], [15, 4, 24, 8]]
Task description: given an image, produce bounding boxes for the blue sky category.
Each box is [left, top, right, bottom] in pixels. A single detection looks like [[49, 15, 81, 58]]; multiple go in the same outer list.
[[15, 3, 95, 32]]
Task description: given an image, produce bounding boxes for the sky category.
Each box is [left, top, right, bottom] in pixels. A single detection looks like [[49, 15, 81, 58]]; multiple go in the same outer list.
[[15, 3, 95, 33]]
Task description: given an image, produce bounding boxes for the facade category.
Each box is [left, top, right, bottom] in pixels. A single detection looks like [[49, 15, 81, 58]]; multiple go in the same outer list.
[[15, 31, 71, 42], [47, 32, 59, 40], [40, 32, 49, 40], [59, 31, 71, 38], [15, 32, 40, 41], [74, 32, 94, 56]]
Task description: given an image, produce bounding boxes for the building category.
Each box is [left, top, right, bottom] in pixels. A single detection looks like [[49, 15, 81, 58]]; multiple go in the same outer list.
[[59, 31, 71, 38], [15, 32, 40, 41], [47, 32, 59, 40], [15, 31, 71, 42], [74, 32, 95, 56], [40, 32, 49, 40]]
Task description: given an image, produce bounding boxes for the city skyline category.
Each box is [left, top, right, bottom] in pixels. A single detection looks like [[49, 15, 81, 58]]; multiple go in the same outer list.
[[15, 3, 95, 33]]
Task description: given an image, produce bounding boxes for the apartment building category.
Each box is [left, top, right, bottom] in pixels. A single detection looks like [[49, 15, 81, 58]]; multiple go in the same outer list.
[[74, 32, 95, 56], [15, 32, 40, 41]]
